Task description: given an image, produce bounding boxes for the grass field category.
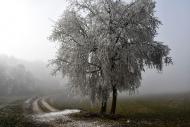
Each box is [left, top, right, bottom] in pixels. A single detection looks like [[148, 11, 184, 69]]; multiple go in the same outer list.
[[0, 96, 46, 127], [48, 92, 190, 127], [0, 97, 29, 127], [0, 93, 189, 127]]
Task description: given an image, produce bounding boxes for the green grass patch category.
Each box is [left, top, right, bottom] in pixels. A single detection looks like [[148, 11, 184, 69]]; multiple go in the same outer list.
[[0, 97, 48, 127], [49, 93, 190, 127], [0, 100, 29, 127]]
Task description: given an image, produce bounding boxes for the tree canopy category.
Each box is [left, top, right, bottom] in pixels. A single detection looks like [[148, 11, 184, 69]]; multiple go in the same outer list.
[[49, 0, 172, 114]]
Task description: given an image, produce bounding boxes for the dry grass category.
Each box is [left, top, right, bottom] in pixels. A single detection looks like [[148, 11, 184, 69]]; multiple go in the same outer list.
[[48, 92, 190, 127]]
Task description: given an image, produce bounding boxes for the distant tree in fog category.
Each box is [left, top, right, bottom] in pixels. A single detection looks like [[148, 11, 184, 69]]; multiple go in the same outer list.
[[0, 62, 39, 96], [49, 0, 172, 114]]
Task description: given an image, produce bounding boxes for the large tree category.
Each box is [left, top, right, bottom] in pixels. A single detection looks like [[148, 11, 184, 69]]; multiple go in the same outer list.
[[49, 0, 172, 114]]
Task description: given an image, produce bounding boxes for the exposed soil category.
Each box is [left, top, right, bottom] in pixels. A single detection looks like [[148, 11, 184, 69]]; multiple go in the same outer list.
[[26, 97, 111, 127]]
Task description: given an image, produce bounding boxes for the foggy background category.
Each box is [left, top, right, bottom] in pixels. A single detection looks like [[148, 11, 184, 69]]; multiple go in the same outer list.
[[0, 0, 189, 95]]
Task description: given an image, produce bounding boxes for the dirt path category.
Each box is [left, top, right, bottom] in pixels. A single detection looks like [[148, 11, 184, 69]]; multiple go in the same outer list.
[[41, 98, 59, 112], [29, 97, 110, 127], [32, 98, 44, 114]]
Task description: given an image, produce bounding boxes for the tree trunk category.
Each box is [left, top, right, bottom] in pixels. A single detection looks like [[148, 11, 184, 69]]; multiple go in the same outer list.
[[110, 85, 117, 114], [100, 100, 107, 114]]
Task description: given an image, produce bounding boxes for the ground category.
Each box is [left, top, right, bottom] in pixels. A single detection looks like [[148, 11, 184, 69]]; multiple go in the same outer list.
[[0, 92, 190, 127], [28, 97, 104, 127]]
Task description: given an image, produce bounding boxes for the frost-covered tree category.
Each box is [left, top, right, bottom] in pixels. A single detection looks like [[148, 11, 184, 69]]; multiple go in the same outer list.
[[49, 0, 172, 114], [49, 9, 109, 113]]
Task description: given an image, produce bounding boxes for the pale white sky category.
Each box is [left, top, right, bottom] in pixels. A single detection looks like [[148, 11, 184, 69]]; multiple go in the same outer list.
[[0, 0, 189, 63], [0, 0, 67, 62], [0, 0, 189, 93]]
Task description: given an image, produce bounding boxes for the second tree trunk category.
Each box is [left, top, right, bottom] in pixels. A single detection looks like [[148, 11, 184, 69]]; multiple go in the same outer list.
[[100, 100, 107, 114], [110, 85, 117, 114]]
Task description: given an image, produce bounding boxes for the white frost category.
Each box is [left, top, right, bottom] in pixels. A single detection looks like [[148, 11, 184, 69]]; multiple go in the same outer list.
[[32, 109, 80, 122]]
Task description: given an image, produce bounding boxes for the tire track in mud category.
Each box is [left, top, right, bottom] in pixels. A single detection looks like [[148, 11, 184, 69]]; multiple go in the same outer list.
[[32, 98, 44, 114], [32, 97, 59, 113], [41, 98, 59, 112], [29, 97, 108, 127], [30, 97, 74, 125]]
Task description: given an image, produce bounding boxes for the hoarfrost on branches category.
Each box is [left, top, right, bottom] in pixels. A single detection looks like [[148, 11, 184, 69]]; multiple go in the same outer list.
[[49, 0, 172, 112]]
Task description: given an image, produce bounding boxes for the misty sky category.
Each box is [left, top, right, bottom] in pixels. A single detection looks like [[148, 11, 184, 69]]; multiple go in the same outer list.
[[140, 0, 190, 94], [0, 0, 189, 94], [0, 0, 67, 62]]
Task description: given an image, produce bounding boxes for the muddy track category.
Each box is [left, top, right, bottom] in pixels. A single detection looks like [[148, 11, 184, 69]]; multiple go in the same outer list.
[[28, 97, 110, 127], [32, 98, 42, 113], [41, 98, 59, 112], [31, 97, 59, 114]]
